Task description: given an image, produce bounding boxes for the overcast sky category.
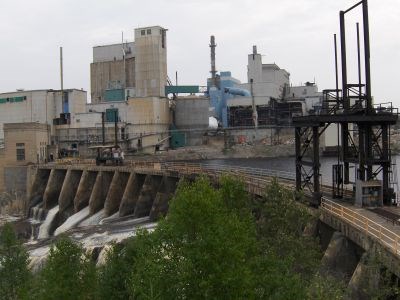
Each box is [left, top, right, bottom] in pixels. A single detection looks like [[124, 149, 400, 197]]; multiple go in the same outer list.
[[0, 0, 399, 104]]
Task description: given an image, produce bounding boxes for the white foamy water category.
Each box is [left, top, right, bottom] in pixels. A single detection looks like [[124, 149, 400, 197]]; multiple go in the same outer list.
[[37, 205, 59, 239], [28, 245, 50, 273], [54, 206, 90, 236], [96, 244, 113, 267], [99, 212, 119, 225], [31, 203, 46, 221], [73, 221, 157, 249], [79, 209, 106, 227], [27, 216, 157, 271]]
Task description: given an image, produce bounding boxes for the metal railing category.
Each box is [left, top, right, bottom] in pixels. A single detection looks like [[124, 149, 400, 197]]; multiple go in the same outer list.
[[54, 158, 95, 165], [321, 197, 400, 256]]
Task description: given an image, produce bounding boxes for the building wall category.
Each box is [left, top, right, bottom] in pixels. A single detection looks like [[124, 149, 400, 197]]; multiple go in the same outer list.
[[52, 97, 170, 155], [3, 123, 50, 165], [134, 26, 167, 97], [246, 46, 290, 102], [0, 89, 87, 141], [285, 84, 322, 113], [175, 96, 209, 146], [125, 97, 170, 152], [90, 58, 135, 102], [0, 123, 49, 193], [247, 52, 263, 83], [287, 84, 319, 98], [126, 97, 169, 125], [72, 112, 102, 128], [0, 90, 51, 141], [126, 124, 170, 152], [93, 42, 135, 63], [175, 96, 209, 129], [0, 149, 4, 192], [68, 90, 87, 118], [86, 101, 128, 122]]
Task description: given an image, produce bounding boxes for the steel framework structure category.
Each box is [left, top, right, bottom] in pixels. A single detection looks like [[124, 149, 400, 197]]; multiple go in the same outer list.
[[293, 0, 398, 206]]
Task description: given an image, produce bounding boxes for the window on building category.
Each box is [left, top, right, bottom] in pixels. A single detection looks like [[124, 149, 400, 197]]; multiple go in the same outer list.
[[147, 29, 151, 35], [141, 30, 145, 36], [16, 143, 25, 161]]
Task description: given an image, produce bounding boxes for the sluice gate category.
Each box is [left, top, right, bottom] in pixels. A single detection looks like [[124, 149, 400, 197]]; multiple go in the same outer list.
[[27, 165, 180, 238]]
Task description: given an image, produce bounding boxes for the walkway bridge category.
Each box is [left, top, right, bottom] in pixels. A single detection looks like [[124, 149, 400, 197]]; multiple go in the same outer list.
[[27, 160, 400, 283]]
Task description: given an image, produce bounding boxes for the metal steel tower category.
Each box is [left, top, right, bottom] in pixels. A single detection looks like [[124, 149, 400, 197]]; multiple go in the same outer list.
[[293, 0, 398, 206]]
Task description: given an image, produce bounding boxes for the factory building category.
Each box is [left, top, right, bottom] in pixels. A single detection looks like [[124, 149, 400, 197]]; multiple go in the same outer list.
[[207, 45, 322, 128], [90, 25, 167, 102], [242, 46, 290, 102], [173, 96, 209, 147], [90, 42, 135, 103], [56, 96, 170, 156], [0, 89, 87, 147], [57, 25, 170, 155], [208, 72, 241, 127]]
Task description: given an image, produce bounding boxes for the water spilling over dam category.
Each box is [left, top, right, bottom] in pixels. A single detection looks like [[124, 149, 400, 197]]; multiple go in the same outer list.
[[25, 164, 180, 269]]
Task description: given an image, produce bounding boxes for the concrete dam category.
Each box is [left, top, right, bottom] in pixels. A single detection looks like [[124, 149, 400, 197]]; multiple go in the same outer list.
[[28, 164, 180, 239], [24, 161, 400, 294]]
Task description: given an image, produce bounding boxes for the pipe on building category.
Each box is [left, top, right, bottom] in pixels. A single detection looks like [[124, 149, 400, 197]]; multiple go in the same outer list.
[[224, 87, 251, 97]]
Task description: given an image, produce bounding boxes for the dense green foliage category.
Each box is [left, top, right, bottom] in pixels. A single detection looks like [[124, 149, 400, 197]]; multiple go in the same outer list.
[[0, 223, 31, 300], [9, 176, 398, 299], [30, 237, 97, 300], [99, 176, 345, 299], [130, 177, 259, 299], [97, 243, 137, 300]]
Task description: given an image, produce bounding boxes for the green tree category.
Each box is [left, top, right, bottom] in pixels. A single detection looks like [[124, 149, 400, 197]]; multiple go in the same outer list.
[[0, 223, 31, 300], [97, 176, 345, 299], [257, 179, 321, 277], [351, 251, 400, 300], [307, 273, 346, 300], [97, 242, 137, 300], [130, 176, 259, 299], [254, 179, 345, 299], [32, 237, 97, 300]]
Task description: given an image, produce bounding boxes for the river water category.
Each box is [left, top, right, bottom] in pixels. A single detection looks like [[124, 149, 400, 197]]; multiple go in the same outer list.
[[195, 155, 400, 189]]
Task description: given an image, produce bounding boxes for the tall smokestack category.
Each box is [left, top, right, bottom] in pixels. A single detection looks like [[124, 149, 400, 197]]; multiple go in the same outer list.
[[210, 35, 217, 87], [60, 47, 63, 91], [60, 47, 64, 112]]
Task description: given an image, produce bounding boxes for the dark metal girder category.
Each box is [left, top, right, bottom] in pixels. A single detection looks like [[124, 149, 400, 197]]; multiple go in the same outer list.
[[294, 1, 397, 206]]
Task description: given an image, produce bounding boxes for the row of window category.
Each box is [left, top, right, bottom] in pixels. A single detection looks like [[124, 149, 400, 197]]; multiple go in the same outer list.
[[139, 28, 166, 49], [141, 29, 152, 36], [0, 96, 27, 104]]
